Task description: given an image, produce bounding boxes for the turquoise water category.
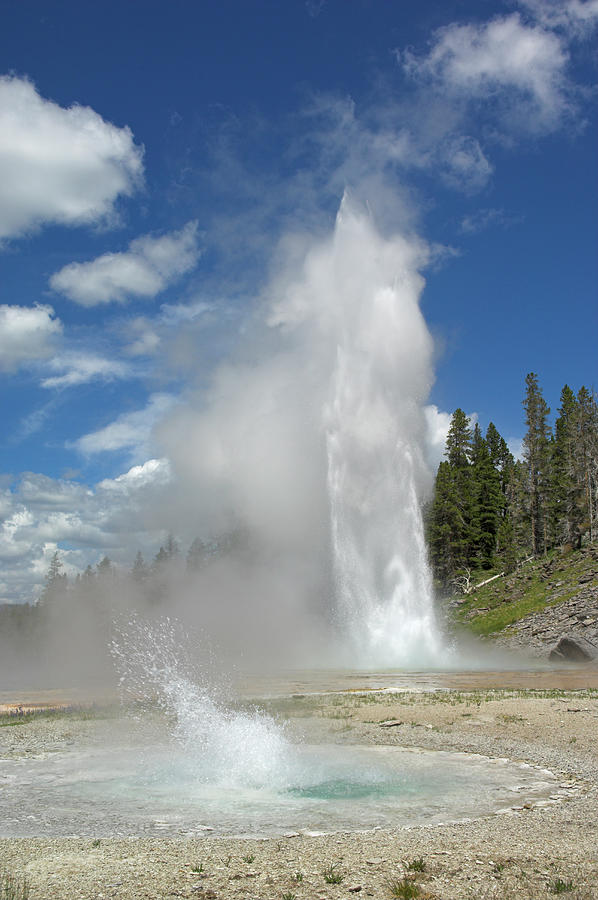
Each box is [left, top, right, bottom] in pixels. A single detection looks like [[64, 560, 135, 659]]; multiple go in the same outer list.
[[0, 741, 560, 838]]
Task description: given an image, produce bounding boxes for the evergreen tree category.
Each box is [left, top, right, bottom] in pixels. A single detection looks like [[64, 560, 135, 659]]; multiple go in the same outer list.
[[576, 387, 598, 542], [427, 462, 465, 587], [445, 408, 472, 468], [551, 385, 582, 547], [470, 425, 503, 568], [522, 373, 552, 555], [186, 537, 206, 571], [39, 551, 67, 606], [132, 551, 148, 583]]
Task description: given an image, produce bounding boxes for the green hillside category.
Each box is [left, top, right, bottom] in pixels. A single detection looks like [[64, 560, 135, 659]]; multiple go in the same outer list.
[[446, 543, 598, 639]]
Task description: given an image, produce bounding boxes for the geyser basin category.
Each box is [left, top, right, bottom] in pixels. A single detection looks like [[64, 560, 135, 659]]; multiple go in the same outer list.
[[0, 739, 560, 838]]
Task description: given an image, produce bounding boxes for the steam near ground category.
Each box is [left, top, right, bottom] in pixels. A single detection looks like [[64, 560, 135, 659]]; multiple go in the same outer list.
[[2, 194, 493, 689]]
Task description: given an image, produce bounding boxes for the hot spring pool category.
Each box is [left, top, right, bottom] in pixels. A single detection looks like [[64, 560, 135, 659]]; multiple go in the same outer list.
[[0, 740, 560, 838]]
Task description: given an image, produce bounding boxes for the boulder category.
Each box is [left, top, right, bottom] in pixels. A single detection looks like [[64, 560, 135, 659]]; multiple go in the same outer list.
[[548, 634, 598, 663]]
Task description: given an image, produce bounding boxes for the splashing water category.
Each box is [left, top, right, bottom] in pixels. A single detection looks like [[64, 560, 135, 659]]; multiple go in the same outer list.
[[322, 198, 444, 666], [111, 617, 295, 789]]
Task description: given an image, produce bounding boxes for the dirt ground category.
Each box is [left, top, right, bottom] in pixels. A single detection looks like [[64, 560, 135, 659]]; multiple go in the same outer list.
[[1, 675, 598, 900]]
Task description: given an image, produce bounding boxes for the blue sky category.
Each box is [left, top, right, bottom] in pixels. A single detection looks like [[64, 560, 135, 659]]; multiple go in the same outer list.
[[0, 0, 597, 602]]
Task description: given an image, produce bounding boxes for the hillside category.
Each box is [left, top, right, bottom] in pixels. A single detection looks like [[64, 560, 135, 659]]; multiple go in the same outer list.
[[446, 542, 598, 660]]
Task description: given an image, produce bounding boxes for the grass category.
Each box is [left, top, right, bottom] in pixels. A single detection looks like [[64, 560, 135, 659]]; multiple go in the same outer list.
[[292, 871, 303, 882], [449, 544, 595, 636], [281, 893, 297, 900], [0, 873, 30, 900], [388, 877, 421, 899], [405, 858, 426, 873], [322, 863, 344, 884], [549, 878, 575, 894], [242, 854, 255, 864], [0, 704, 114, 728], [190, 863, 204, 874]]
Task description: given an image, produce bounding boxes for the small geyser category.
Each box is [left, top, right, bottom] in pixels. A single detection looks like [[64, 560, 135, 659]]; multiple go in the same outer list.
[[111, 616, 295, 790], [0, 619, 547, 839]]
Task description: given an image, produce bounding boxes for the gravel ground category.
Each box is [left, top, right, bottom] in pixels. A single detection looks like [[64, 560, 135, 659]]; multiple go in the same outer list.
[[1, 685, 598, 900]]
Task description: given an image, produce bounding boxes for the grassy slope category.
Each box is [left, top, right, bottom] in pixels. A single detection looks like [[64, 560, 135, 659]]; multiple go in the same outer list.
[[447, 544, 597, 638]]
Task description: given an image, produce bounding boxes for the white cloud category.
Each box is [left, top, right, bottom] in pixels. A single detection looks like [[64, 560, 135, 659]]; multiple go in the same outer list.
[[49, 221, 201, 306], [73, 393, 178, 457], [0, 75, 143, 241], [460, 207, 524, 234], [508, 436, 524, 461], [0, 303, 62, 372], [40, 352, 131, 389], [0, 461, 175, 602], [98, 458, 171, 493], [403, 14, 572, 133], [440, 134, 493, 191], [520, 0, 598, 37], [423, 405, 452, 471], [159, 299, 214, 325]]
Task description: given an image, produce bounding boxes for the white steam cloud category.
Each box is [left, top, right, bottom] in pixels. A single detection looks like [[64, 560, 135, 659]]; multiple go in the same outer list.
[[159, 194, 443, 665]]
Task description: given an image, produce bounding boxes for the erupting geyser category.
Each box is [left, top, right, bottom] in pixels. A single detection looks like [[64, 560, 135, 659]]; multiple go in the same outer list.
[[322, 198, 443, 665], [164, 193, 446, 667]]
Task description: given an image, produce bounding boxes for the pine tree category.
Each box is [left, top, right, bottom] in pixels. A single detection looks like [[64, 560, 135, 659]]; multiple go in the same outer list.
[[551, 385, 582, 547], [39, 551, 68, 606], [522, 373, 552, 555], [132, 551, 148, 583], [445, 408, 472, 468], [470, 424, 503, 568], [576, 387, 598, 542], [427, 462, 465, 587]]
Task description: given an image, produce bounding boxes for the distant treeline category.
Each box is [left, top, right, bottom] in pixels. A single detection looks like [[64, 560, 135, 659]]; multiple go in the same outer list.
[[426, 374, 598, 590]]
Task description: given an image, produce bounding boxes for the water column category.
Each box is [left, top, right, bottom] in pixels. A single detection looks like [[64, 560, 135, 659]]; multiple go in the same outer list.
[[323, 197, 444, 666]]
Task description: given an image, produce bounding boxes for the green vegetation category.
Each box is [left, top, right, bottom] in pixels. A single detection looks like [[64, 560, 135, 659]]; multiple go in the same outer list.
[[549, 878, 575, 894], [405, 858, 426, 873], [0, 873, 30, 900], [292, 871, 303, 882], [281, 893, 297, 900], [448, 542, 596, 636], [0, 704, 114, 728], [322, 863, 344, 884], [388, 877, 421, 899], [190, 863, 204, 874], [427, 376, 598, 596], [242, 854, 255, 864]]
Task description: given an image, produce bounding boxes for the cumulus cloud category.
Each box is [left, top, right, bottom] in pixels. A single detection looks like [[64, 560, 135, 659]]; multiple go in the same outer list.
[[73, 393, 178, 458], [0, 303, 62, 372], [40, 352, 131, 389], [402, 14, 572, 134], [0, 75, 143, 241], [49, 221, 201, 306], [423, 405, 452, 471], [0, 461, 174, 603]]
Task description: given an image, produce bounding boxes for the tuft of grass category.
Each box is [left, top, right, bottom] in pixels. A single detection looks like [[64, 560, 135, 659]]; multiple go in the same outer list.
[[322, 863, 344, 884], [388, 877, 421, 899], [91, 838, 101, 848], [242, 854, 255, 864], [0, 873, 30, 900], [282, 893, 297, 900], [549, 878, 575, 894], [292, 871, 303, 882], [190, 862, 204, 874], [405, 858, 425, 873]]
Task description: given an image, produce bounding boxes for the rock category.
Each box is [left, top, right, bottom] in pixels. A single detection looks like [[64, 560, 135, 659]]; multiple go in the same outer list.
[[548, 634, 598, 662]]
